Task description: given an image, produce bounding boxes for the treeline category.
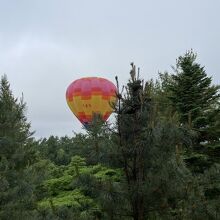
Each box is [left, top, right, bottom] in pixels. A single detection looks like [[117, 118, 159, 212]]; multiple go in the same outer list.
[[0, 51, 220, 220]]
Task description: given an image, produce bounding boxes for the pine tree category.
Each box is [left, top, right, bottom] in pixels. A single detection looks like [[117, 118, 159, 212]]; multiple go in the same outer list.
[[113, 64, 209, 219], [0, 75, 37, 219], [167, 51, 220, 173]]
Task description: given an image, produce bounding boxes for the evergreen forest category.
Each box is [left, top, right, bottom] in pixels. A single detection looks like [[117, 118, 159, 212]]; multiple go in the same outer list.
[[0, 51, 220, 220]]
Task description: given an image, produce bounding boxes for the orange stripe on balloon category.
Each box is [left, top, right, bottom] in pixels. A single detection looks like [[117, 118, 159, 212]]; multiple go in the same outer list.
[[81, 96, 91, 100]]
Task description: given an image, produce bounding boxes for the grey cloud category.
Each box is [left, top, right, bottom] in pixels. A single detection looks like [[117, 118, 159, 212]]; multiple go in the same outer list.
[[0, 0, 220, 137]]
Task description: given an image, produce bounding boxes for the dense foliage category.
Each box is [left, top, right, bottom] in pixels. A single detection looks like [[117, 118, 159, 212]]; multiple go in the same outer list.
[[0, 52, 220, 219], [0, 75, 37, 219], [167, 51, 220, 172]]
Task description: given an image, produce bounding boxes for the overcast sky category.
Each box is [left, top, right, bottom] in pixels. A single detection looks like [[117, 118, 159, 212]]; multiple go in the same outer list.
[[0, 0, 220, 138]]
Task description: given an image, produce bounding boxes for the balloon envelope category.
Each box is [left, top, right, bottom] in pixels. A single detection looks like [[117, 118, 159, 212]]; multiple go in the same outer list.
[[66, 77, 117, 126]]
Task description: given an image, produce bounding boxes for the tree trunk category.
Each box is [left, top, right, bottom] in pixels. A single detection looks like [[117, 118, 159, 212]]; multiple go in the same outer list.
[[133, 195, 144, 220]]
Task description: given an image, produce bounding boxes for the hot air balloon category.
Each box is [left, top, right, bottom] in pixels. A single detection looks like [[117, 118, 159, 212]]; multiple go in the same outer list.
[[66, 77, 117, 127]]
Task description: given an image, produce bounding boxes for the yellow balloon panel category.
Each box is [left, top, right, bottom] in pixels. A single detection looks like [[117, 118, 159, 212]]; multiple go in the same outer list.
[[67, 95, 116, 122]]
